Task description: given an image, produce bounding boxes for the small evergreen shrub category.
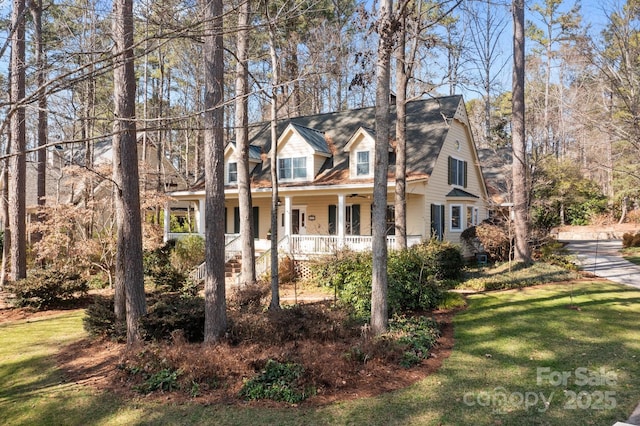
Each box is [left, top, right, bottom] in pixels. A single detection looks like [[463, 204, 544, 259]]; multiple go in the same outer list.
[[141, 294, 205, 342], [7, 267, 88, 309], [135, 368, 181, 394], [239, 359, 314, 403], [84, 293, 205, 342], [83, 295, 126, 341], [144, 240, 187, 291], [391, 316, 441, 368]]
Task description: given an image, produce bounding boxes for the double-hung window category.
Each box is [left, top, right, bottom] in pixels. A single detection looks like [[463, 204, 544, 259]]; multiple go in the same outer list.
[[448, 157, 467, 187], [228, 162, 238, 183], [279, 157, 307, 180], [450, 204, 462, 232], [356, 151, 370, 176]]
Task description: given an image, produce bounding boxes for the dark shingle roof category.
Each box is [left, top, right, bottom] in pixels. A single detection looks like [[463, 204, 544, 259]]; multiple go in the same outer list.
[[205, 95, 463, 189], [288, 123, 330, 155], [446, 188, 480, 198]]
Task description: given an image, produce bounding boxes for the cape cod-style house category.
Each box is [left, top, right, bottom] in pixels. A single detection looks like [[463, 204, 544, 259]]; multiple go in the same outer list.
[[164, 95, 490, 275]]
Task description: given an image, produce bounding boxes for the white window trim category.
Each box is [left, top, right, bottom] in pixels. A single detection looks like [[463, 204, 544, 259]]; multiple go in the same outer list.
[[355, 150, 371, 177], [466, 205, 479, 228], [227, 162, 238, 184], [450, 204, 463, 232], [278, 156, 308, 181]]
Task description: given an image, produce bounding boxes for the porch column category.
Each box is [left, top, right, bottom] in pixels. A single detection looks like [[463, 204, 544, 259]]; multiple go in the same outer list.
[[338, 194, 346, 248], [284, 195, 292, 251], [197, 199, 205, 236], [163, 201, 171, 243]]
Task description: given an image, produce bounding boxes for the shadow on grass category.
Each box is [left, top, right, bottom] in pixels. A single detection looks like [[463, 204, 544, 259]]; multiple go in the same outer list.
[[311, 281, 640, 426]]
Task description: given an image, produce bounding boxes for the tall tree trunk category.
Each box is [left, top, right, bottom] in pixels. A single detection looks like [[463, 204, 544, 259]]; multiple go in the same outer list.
[[9, 0, 27, 282], [371, 0, 393, 335], [31, 0, 46, 213], [112, 0, 146, 345], [202, 0, 227, 342], [236, 0, 256, 287], [394, 13, 407, 251], [511, 0, 531, 264], [267, 14, 280, 311]]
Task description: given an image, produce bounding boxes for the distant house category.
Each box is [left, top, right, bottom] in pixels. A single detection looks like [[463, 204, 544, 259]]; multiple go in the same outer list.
[[3, 135, 188, 231], [166, 95, 490, 267]]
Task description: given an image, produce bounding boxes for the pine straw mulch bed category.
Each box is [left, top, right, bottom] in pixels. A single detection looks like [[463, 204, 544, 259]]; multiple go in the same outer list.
[[55, 302, 457, 407]]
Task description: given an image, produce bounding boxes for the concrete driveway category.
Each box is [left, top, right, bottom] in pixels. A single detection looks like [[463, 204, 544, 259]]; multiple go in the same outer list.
[[563, 239, 640, 289]]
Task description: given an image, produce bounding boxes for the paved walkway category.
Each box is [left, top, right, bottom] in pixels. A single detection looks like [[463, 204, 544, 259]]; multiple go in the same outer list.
[[563, 239, 640, 289], [562, 239, 640, 425]]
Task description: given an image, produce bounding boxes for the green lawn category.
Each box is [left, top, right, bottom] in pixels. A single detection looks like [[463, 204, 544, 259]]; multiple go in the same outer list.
[[622, 247, 640, 266], [1, 281, 639, 425]]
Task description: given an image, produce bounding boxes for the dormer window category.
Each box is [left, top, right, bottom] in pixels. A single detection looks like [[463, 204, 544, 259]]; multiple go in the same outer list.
[[228, 162, 238, 183], [356, 151, 370, 176], [279, 156, 307, 180]]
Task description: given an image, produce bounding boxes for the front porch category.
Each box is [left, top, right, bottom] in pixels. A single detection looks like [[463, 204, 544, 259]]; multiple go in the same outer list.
[[186, 232, 424, 284]]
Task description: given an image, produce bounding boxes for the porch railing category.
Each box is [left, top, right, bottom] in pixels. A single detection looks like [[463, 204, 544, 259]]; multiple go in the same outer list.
[[288, 234, 423, 255]]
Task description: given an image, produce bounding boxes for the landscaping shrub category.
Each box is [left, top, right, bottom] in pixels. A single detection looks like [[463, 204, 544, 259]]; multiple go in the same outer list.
[[7, 266, 88, 309], [461, 218, 512, 262], [623, 231, 640, 249], [239, 359, 314, 403], [391, 316, 441, 368], [143, 240, 187, 291], [312, 241, 461, 320], [84, 293, 204, 342], [83, 295, 126, 341], [135, 368, 181, 394], [170, 235, 205, 273], [141, 294, 205, 342], [228, 280, 270, 311], [228, 302, 359, 344], [537, 240, 578, 270]]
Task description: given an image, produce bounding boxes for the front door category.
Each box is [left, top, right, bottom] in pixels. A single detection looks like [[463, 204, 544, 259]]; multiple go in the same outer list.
[[291, 207, 306, 234], [279, 206, 306, 236]]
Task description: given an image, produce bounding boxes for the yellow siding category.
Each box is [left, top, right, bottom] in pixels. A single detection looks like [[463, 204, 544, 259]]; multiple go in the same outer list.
[[426, 119, 488, 245], [348, 133, 375, 178]]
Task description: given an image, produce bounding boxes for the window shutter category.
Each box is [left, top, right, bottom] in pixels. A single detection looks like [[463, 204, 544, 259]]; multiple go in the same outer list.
[[352, 204, 361, 235], [328, 205, 337, 235], [464, 160, 468, 188], [440, 205, 446, 238], [430, 204, 437, 238], [448, 156, 453, 185], [253, 206, 259, 239], [233, 207, 240, 234]]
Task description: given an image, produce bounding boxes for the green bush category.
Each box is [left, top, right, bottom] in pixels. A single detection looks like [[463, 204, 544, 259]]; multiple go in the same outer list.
[[84, 293, 205, 342], [7, 267, 88, 309], [143, 241, 187, 291], [136, 368, 181, 394], [140, 294, 205, 342], [391, 315, 441, 368], [170, 235, 205, 273], [83, 295, 126, 341], [239, 359, 314, 403], [623, 232, 640, 249], [312, 241, 461, 320]]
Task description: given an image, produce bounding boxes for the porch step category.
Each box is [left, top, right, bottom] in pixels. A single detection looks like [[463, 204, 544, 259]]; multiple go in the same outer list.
[[225, 255, 242, 277]]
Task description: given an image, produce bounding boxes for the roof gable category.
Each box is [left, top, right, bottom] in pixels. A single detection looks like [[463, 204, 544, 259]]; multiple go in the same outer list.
[[273, 123, 331, 157]]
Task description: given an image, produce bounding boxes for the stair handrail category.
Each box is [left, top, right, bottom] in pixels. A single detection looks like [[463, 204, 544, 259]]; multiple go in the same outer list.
[[189, 234, 244, 283], [255, 235, 289, 278]]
